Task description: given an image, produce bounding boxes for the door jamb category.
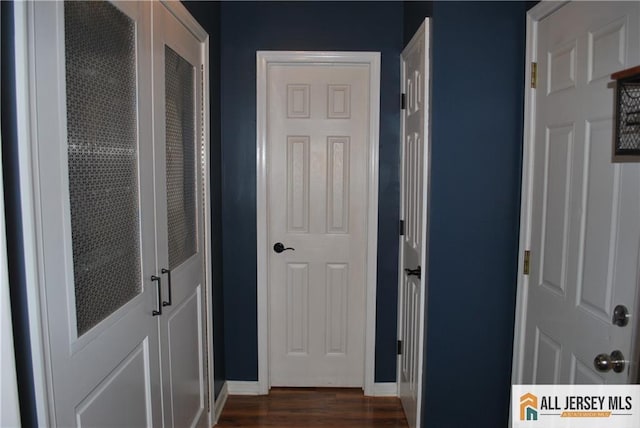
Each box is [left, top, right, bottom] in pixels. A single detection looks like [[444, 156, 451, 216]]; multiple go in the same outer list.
[[256, 51, 381, 395], [13, 2, 215, 425]]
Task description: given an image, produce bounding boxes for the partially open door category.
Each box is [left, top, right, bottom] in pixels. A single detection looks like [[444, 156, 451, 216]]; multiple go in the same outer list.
[[398, 18, 431, 428]]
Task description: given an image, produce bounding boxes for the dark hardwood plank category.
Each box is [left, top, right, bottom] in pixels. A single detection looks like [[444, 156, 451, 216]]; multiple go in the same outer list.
[[215, 388, 409, 427]]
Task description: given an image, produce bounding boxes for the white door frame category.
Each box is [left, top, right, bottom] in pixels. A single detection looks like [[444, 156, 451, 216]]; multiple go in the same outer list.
[[12, 2, 216, 425], [256, 51, 381, 396]]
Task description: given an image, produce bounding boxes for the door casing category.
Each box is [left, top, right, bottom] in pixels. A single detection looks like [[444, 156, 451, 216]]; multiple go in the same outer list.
[[256, 51, 381, 395], [11, 2, 216, 426], [510, 0, 640, 398]]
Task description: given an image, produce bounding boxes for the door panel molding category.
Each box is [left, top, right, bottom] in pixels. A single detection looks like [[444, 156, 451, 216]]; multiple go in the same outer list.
[[256, 51, 380, 395]]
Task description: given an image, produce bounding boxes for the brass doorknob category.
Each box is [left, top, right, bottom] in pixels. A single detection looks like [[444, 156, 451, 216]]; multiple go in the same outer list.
[[594, 350, 625, 373]]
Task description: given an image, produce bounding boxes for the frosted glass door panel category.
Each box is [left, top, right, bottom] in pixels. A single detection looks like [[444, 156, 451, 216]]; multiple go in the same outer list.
[[65, 1, 142, 336], [165, 46, 197, 270]]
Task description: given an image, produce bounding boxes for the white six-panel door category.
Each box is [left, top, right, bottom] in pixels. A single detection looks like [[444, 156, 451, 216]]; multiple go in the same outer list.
[[398, 18, 431, 428], [521, 1, 640, 384], [267, 63, 370, 387]]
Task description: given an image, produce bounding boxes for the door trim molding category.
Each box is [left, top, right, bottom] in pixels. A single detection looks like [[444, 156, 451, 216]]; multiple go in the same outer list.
[[510, 0, 569, 389], [13, 2, 213, 425], [256, 51, 381, 395]]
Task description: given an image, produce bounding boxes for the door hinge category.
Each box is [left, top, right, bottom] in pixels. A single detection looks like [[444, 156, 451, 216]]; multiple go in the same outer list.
[[401, 93, 406, 110], [397, 340, 403, 355], [399, 220, 405, 236], [523, 250, 531, 275], [530, 62, 538, 89]]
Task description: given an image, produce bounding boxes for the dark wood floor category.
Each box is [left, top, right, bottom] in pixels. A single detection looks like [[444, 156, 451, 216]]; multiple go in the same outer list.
[[215, 388, 409, 427]]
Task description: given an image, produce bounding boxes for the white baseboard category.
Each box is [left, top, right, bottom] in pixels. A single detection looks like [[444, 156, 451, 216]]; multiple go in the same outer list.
[[370, 382, 398, 397], [226, 380, 396, 397], [213, 382, 229, 424], [227, 380, 262, 395]]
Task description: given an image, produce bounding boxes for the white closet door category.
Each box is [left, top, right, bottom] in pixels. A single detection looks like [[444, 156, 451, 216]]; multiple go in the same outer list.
[[32, 2, 162, 426], [152, 4, 208, 428]]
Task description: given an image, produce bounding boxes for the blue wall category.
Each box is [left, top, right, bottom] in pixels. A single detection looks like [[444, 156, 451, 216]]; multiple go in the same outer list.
[[220, 1, 404, 382], [421, 2, 526, 427], [182, 0, 226, 399], [403, 1, 433, 45]]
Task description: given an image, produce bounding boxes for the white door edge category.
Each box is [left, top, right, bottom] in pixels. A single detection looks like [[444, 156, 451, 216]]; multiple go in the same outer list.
[[256, 50, 381, 396], [13, 1, 215, 425], [396, 17, 431, 428]]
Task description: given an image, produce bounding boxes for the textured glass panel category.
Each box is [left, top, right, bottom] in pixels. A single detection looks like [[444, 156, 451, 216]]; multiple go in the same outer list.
[[165, 46, 197, 269], [65, 1, 141, 336]]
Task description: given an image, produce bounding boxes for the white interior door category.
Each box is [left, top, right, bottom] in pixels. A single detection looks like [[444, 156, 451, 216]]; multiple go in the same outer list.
[[153, 4, 207, 427], [398, 19, 430, 428], [267, 62, 370, 387], [521, 1, 640, 384], [31, 2, 162, 426]]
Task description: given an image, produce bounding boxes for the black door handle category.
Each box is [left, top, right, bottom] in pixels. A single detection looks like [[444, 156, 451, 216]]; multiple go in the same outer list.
[[161, 268, 172, 307], [404, 266, 421, 280], [151, 275, 162, 316], [273, 242, 295, 253]]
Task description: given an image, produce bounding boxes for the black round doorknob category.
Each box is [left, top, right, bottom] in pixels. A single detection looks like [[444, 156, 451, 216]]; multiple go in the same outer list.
[[273, 242, 295, 253]]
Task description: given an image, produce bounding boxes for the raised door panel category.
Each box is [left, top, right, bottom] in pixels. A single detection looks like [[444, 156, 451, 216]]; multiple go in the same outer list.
[[75, 342, 152, 427]]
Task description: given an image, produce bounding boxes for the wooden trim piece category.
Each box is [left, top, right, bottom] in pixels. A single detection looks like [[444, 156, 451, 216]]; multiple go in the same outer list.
[[256, 51, 381, 396], [611, 65, 640, 81]]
